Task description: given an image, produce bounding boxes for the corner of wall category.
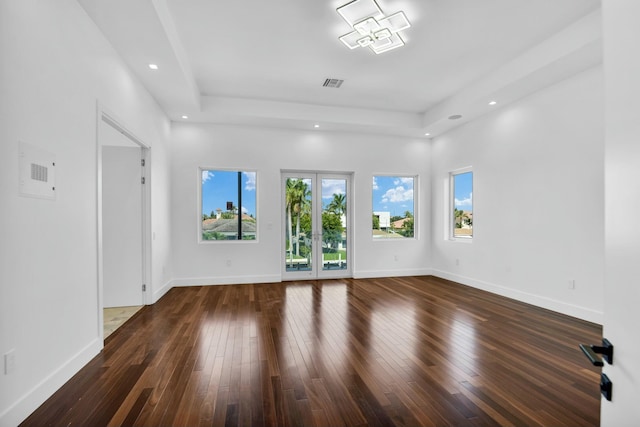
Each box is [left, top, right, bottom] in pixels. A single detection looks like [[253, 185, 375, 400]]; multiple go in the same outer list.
[[152, 279, 174, 304]]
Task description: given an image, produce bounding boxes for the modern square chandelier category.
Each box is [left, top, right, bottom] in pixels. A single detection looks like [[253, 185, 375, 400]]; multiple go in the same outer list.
[[337, 0, 411, 54]]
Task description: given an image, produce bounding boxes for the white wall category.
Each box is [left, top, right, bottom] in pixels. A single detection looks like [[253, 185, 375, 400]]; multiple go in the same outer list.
[[170, 123, 431, 285], [430, 66, 605, 323], [147, 119, 174, 303], [0, 1, 172, 425]]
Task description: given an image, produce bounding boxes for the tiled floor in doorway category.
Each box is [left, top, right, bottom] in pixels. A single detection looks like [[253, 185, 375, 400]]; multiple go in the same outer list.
[[103, 306, 143, 339]]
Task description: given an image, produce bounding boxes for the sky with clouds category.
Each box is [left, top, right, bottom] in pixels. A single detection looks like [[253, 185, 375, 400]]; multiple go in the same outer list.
[[372, 176, 414, 216], [202, 170, 256, 217], [453, 172, 473, 210], [201, 172, 470, 221]]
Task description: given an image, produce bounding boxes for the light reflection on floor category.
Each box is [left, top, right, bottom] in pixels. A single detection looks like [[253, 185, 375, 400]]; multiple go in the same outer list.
[[284, 282, 350, 372]]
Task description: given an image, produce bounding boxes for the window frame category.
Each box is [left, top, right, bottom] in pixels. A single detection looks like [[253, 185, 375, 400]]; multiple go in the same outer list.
[[449, 167, 473, 241], [371, 174, 417, 240], [198, 167, 258, 243]]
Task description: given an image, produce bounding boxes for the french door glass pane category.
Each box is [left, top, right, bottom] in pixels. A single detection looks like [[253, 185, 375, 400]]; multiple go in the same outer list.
[[321, 178, 347, 271], [285, 177, 313, 272]]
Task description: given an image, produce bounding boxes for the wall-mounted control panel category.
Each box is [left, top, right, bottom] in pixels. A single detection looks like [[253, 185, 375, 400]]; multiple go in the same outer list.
[[19, 141, 56, 200]]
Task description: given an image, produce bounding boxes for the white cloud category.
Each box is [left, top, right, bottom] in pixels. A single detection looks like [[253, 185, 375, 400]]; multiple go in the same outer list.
[[393, 177, 414, 188], [322, 179, 346, 199], [381, 186, 413, 203], [455, 192, 473, 207], [243, 171, 256, 191], [202, 170, 214, 183], [372, 176, 379, 190]]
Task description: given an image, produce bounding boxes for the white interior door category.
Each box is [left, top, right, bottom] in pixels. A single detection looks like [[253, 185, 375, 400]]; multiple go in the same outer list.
[[101, 144, 144, 308], [601, 1, 640, 424], [282, 172, 352, 280]]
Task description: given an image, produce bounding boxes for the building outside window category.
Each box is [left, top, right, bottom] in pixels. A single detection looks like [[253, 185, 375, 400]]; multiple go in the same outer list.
[[372, 175, 415, 239], [200, 169, 257, 241]]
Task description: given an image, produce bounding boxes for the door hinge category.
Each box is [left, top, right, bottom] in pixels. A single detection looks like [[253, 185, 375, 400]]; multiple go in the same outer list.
[[141, 177, 146, 184], [141, 159, 145, 167], [142, 284, 146, 292]]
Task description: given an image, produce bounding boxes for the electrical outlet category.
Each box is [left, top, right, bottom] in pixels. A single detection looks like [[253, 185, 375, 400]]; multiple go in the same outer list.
[[4, 350, 15, 375], [226, 259, 232, 267], [394, 255, 398, 262], [455, 258, 460, 266]]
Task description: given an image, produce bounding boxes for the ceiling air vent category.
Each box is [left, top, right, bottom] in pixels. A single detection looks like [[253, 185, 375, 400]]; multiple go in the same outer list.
[[323, 78, 344, 88]]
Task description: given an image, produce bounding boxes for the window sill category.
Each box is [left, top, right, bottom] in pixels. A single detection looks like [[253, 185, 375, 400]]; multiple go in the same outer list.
[[448, 236, 473, 243]]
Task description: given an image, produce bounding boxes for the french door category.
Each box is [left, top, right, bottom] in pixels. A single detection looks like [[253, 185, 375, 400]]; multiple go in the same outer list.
[[282, 172, 352, 280]]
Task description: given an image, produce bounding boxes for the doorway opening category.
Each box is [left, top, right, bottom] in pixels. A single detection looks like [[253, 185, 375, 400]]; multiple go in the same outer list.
[[97, 108, 150, 341]]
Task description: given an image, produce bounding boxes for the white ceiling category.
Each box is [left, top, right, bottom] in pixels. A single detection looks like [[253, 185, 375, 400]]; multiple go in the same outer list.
[[78, 0, 602, 137]]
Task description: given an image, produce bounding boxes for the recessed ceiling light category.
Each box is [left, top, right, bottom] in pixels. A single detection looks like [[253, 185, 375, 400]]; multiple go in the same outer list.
[[424, 133, 430, 136], [181, 115, 188, 119], [448, 114, 463, 120], [488, 101, 497, 106], [314, 124, 320, 128], [148, 64, 159, 70]]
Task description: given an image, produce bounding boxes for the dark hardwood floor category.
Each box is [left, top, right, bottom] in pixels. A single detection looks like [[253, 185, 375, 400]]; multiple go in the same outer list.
[[22, 276, 602, 426]]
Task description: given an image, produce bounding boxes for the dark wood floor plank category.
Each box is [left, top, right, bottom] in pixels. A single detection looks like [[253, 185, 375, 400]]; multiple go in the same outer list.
[[120, 387, 153, 427], [20, 276, 602, 427]]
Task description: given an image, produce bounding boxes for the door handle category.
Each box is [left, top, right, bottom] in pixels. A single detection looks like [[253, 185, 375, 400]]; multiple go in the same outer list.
[[579, 338, 613, 366], [579, 338, 614, 401], [600, 373, 613, 401]]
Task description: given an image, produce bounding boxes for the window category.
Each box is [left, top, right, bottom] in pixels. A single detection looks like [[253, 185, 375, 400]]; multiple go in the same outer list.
[[451, 169, 473, 238], [200, 169, 257, 241], [372, 175, 415, 239]]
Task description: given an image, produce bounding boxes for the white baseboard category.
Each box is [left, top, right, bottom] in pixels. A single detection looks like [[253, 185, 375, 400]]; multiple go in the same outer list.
[[169, 274, 282, 287], [430, 269, 603, 324], [139, 270, 604, 325], [151, 279, 173, 304], [165, 271, 438, 287], [354, 268, 434, 279], [0, 338, 102, 427]]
